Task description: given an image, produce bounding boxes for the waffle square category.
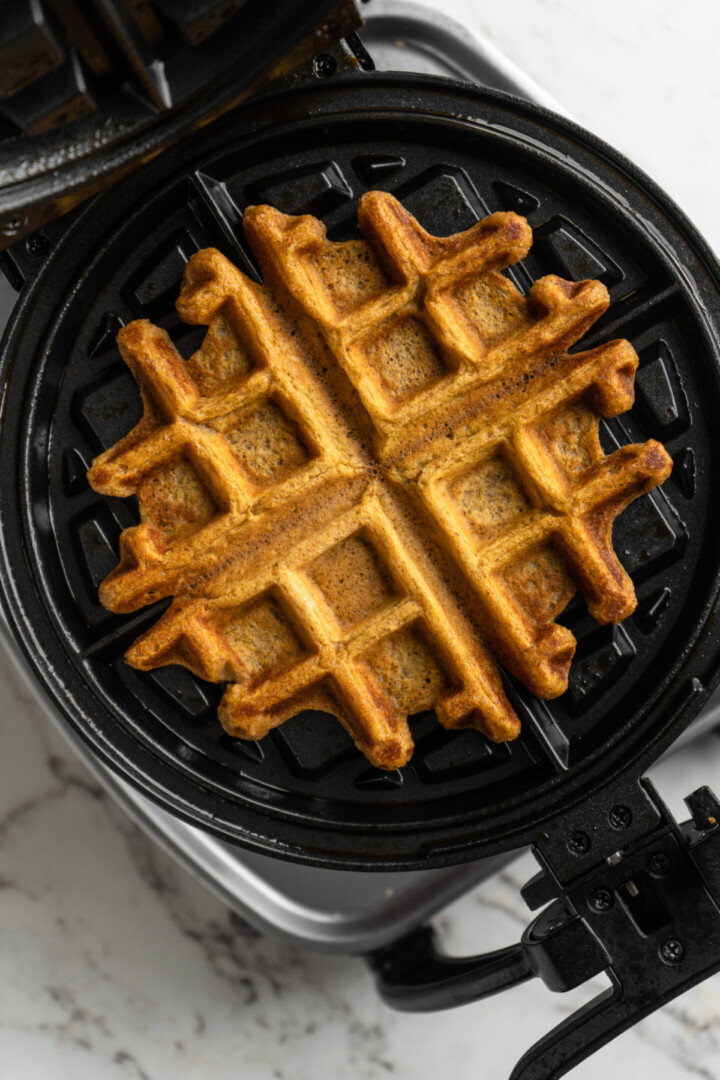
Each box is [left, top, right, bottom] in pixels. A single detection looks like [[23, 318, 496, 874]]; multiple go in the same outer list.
[[87, 191, 672, 769]]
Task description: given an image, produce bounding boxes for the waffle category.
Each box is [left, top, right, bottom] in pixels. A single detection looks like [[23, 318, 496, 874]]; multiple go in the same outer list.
[[87, 191, 673, 770]]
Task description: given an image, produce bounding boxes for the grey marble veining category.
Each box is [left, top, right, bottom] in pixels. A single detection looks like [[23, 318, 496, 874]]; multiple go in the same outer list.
[[2, 1, 720, 1077]]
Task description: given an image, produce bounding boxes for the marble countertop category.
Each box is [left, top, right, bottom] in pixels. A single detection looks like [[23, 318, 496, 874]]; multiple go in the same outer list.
[[2, 2, 720, 1078]]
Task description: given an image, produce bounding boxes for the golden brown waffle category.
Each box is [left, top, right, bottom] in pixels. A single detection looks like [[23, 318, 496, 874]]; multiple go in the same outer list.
[[87, 191, 673, 770]]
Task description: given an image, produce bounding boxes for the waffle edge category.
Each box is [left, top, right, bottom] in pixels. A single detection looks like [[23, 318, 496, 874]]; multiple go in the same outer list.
[[86, 191, 673, 769]]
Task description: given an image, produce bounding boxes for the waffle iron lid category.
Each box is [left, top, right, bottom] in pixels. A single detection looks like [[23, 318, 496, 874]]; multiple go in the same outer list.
[[2, 71, 720, 870], [0, 0, 362, 253]]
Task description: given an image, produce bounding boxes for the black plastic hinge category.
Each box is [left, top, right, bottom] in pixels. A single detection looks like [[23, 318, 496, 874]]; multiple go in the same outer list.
[[370, 778, 720, 1080], [528, 773, 664, 889], [0, 206, 82, 290], [259, 31, 375, 100], [507, 778, 720, 1078]]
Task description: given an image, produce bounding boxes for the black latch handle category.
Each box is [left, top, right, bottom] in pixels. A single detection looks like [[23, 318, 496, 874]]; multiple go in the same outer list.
[[369, 925, 534, 1012], [368, 779, 720, 1080]]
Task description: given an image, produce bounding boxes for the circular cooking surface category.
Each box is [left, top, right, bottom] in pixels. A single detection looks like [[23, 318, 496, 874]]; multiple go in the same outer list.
[[2, 74, 720, 869]]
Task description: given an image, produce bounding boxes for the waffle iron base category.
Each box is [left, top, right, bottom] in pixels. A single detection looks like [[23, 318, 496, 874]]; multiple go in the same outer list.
[[2, 6, 720, 876]]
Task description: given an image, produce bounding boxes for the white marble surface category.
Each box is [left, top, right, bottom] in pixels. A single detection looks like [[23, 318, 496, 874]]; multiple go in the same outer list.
[[2, 2, 720, 1079]]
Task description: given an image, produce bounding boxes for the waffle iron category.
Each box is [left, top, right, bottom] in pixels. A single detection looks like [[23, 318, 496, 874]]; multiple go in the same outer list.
[[2, 3, 720, 1076]]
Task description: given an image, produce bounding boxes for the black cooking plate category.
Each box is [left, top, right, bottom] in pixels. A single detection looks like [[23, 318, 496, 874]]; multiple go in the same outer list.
[[2, 73, 720, 870]]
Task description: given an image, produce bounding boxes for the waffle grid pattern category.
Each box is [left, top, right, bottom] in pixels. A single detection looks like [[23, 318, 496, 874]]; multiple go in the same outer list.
[[88, 192, 672, 769]]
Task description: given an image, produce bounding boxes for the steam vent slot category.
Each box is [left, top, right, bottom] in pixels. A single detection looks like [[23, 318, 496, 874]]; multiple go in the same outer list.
[[617, 872, 671, 936]]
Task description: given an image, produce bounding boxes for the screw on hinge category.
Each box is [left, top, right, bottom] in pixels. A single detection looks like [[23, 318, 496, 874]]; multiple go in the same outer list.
[[567, 831, 591, 855], [312, 53, 338, 79], [588, 888, 613, 913], [26, 233, 51, 258], [608, 805, 633, 830], [659, 938, 684, 964], [648, 851, 670, 876]]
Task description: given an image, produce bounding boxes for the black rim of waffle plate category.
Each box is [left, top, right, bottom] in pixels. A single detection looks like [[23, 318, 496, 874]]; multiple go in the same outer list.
[[2, 71, 720, 870]]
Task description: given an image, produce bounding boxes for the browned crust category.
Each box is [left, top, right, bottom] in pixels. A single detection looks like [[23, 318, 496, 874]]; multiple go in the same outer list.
[[87, 192, 672, 769]]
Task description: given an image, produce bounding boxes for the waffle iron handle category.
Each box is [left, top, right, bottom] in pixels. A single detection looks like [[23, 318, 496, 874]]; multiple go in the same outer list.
[[369, 778, 720, 1079], [369, 926, 536, 1011]]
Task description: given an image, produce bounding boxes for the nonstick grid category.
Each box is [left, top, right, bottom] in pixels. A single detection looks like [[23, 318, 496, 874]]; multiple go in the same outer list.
[[2, 76, 719, 867]]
